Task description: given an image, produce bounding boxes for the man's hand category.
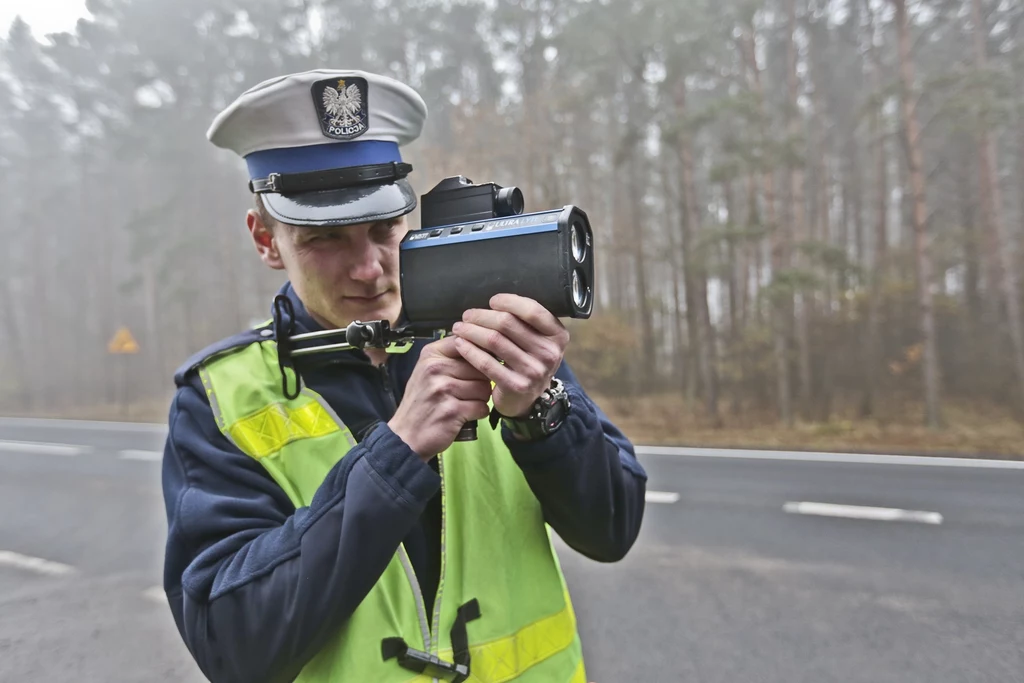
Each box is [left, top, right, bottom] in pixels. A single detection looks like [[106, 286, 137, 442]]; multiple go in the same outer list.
[[388, 336, 492, 460], [451, 293, 570, 418]]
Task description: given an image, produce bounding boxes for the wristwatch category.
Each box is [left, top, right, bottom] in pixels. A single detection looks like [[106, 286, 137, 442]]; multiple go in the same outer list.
[[490, 378, 572, 441]]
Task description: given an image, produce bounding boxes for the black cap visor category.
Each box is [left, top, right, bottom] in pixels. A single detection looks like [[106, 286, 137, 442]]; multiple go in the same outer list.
[[261, 178, 417, 227]]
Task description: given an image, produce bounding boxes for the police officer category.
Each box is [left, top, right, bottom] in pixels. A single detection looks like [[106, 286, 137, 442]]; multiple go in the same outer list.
[[161, 69, 648, 683]]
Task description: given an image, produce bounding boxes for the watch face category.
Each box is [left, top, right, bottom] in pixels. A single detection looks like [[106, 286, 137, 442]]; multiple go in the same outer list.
[[503, 381, 570, 439], [542, 402, 567, 434]]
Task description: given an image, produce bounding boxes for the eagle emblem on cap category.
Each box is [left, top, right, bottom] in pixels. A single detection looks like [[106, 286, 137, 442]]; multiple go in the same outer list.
[[312, 76, 369, 140], [324, 82, 361, 126]]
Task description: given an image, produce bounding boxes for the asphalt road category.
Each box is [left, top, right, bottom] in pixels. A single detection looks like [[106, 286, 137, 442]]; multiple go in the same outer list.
[[0, 417, 1022, 683]]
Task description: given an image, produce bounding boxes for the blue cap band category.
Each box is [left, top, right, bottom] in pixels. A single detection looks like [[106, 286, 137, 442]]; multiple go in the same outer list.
[[244, 140, 402, 179]]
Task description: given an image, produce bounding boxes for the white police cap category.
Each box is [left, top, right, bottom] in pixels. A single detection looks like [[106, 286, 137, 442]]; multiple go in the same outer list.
[[208, 69, 428, 227]]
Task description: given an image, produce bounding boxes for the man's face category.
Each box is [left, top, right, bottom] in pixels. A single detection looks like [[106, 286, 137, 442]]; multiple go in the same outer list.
[[248, 210, 410, 329]]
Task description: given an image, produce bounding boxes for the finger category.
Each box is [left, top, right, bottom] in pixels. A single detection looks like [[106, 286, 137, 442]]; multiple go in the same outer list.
[[456, 399, 492, 423], [437, 357, 490, 382], [446, 377, 493, 403], [424, 337, 491, 379], [488, 293, 567, 339], [459, 307, 550, 355], [417, 356, 489, 386], [455, 337, 533, 396], [456, 311, 564, 376], [418, 339, 487, 380], [452, 321, 548, 381], [424, 334, 471, 360]]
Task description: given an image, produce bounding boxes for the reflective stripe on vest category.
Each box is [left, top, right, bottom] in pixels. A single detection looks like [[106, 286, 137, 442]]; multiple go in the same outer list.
[[437, 591, 576, 682], [198, 338, 586, 682]]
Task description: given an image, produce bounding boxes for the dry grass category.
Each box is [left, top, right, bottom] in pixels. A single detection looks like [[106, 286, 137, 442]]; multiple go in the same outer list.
[[594, 392, 1024, 459]]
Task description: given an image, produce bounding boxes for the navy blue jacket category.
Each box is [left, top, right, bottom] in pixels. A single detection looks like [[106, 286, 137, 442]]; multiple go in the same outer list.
[[161, 283, 648, 683]]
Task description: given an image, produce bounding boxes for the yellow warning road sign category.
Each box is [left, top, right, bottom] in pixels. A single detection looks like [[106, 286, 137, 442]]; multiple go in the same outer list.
[[108, 327, 140, 354]]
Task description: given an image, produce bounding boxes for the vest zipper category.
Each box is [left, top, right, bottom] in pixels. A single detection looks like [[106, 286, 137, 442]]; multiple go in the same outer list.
[[384, 356, 441, 682], [378, 361, 398, 415], [397, 544, 434, 656], [428, 454, 447, 653]]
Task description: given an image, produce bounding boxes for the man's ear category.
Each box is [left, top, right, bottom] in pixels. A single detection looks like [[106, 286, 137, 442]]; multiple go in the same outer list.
[[247, 209, 286, 270]]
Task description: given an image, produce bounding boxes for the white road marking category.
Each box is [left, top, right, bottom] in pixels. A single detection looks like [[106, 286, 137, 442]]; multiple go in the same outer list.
[[119, 450, 163, 462], [646, 491, 680, 504], [0, 440, 89, 457], [0, 550, 76, 576], [3, 418, 1022, 469], [783, 501, 943, 525], [0, 416, 167, 433], [142, 586, 167, 604], [636, 445, 1024, 469]]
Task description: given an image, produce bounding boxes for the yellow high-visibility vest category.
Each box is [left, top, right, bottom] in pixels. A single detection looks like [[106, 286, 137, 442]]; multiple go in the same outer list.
[[198, 338, 587, 682]]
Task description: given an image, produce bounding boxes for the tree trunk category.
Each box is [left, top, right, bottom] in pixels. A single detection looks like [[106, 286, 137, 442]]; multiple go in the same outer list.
[[808, 7, 835, 421], [1018, 58, 1024, 281], [727, 179, 744, 417], [0, 272, 29, 408], [840, 150, 853, 294], [738, 175, 753, 331], [725, 179, 740, 338], [741, 19, 793, 426], [971, 0, 1024, 412], [958, 149, 986, 391], [661, 151, 689, 389], [628, 150, 657, 386], [675, 80, 721, 426], [787, 0, 813, 419], [769, 169, 792, 425], [862, 8, 888, 419], [960, 165, 982, 320], [618, 59, 657, 389], [892, 0, 943, 428], [607, 111, 627, 313], [853, 160, 865, 279], [863, 70, 889, 418], [747, 173, 764, 326], [1018, 61, 1024, 280]]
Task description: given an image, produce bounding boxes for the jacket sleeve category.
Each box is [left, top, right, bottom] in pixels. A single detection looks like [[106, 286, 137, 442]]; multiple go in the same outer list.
[[502, 362, 648, 562], [161, 374, 440, 683]]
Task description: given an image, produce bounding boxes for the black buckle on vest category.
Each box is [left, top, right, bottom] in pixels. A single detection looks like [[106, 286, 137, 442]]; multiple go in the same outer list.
[[381, 599, 481, 683], [249, 162, 413, 195], [450, 598, 481, 676], [272, 294, 301, 400], [381, 639, 469, 682]]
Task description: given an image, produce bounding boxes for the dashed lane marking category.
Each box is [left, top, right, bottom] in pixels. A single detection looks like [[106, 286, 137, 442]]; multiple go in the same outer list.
[[119, 450, 163, 462], [0, 550, 76, 576], [646, 491, 681, 504], [783, 501, 943, 525], [0, 440, 89, 457]]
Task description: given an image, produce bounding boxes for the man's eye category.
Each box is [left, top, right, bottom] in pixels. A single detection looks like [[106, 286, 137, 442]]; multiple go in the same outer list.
[[373, 223, 398, 240]]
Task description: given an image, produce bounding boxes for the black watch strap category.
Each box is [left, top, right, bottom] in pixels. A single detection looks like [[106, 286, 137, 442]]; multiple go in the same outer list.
[[489, 379, 570, 440]]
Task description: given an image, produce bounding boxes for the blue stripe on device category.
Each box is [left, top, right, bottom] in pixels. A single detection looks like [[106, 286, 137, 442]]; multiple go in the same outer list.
[[244, 140, 402, 179], [401, 222, 559, 250]]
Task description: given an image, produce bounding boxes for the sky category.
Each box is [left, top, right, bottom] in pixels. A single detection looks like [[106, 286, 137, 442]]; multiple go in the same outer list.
[[0, 0, 89, 37]]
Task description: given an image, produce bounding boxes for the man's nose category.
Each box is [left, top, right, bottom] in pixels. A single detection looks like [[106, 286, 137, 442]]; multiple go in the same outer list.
[[349, 241, 384, 282]]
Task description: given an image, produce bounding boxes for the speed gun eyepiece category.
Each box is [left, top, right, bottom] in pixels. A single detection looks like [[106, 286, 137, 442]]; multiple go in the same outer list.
[[495, 186, 524, 217]]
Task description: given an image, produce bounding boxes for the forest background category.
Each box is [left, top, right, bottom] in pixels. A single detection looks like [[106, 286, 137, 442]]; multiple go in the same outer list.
[[2, 0, 1024, 457]]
